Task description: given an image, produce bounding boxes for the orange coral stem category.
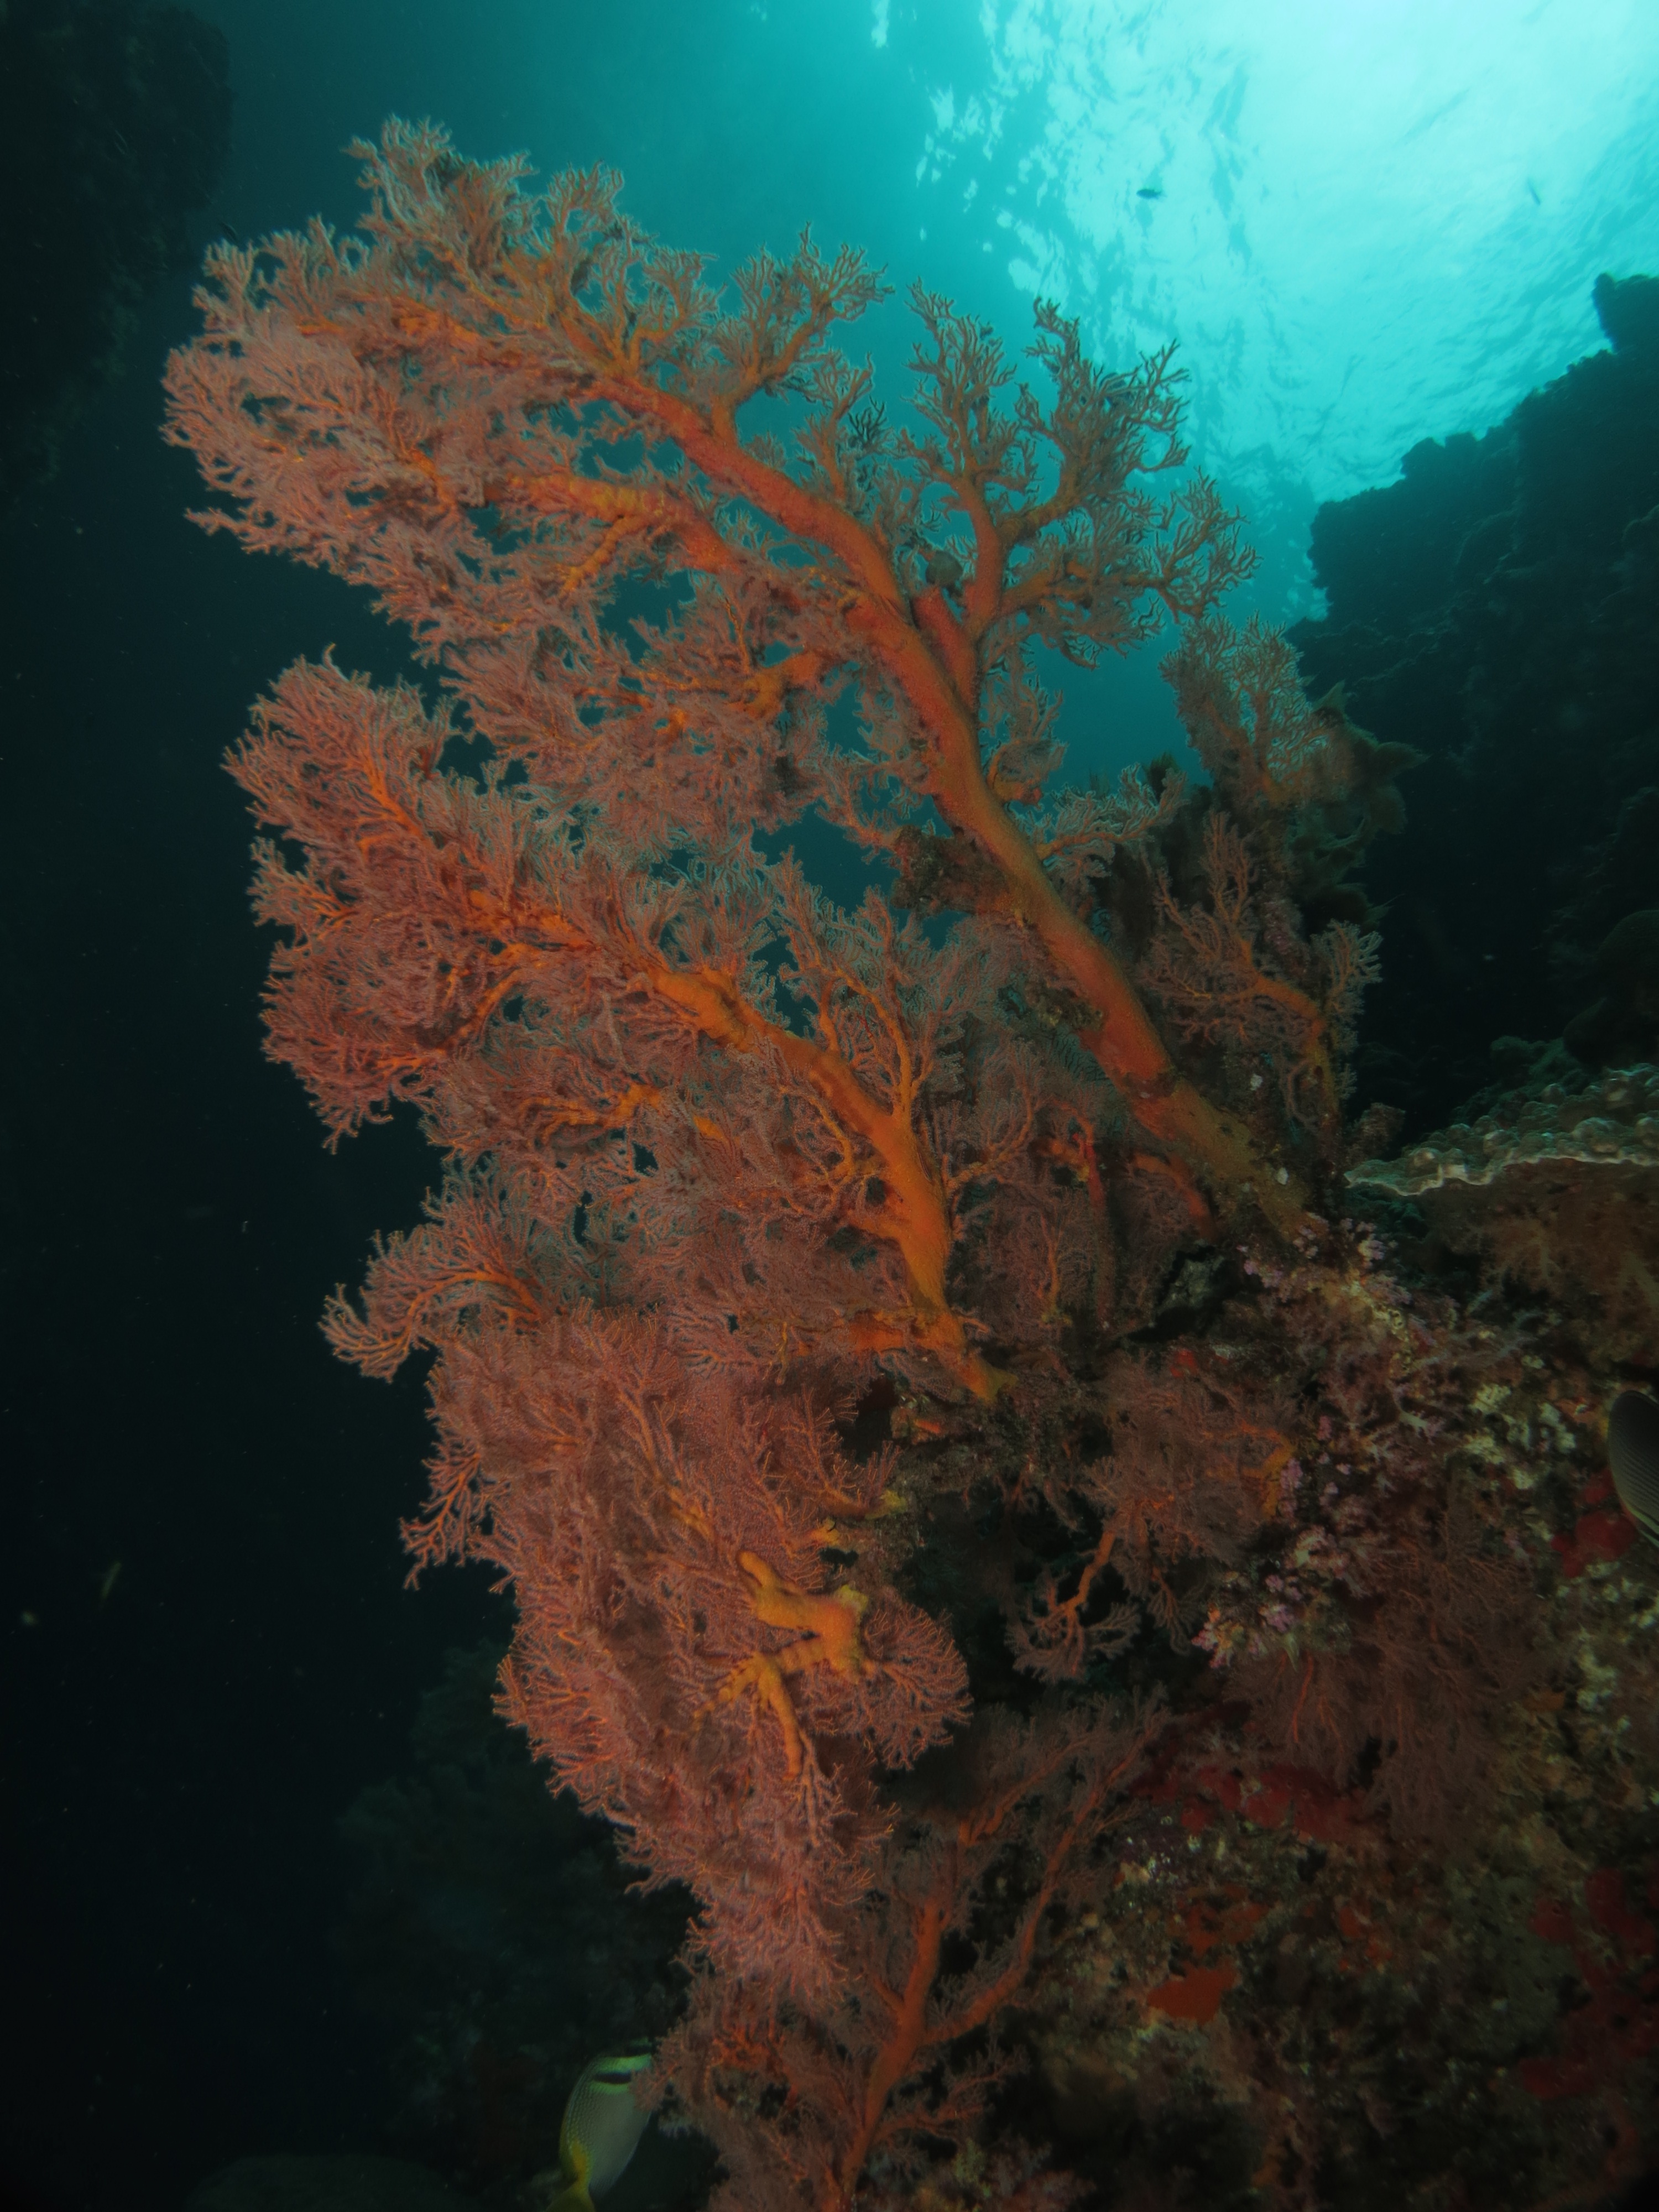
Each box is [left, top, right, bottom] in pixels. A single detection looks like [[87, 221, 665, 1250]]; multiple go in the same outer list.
[[712, 1552, 872, 1781], [648, 959, 1006, 1398]]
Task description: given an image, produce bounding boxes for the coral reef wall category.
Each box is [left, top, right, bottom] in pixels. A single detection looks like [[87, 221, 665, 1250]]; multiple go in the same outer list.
[[1290, 273, 1659, 1134]]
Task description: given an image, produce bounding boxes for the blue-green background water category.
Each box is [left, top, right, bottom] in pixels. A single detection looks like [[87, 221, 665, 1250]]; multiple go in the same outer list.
[[1, 6, 1656, 2208], [150, 0, 1659, 770]]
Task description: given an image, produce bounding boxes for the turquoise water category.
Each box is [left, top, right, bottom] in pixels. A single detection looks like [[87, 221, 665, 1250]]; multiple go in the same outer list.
[[199, 0, 1659, 764]]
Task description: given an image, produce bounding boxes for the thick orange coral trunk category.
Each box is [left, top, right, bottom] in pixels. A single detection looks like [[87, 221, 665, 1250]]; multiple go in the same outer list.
[[601, 387, 1298, 1227], [865, 585, 1307, 1232]]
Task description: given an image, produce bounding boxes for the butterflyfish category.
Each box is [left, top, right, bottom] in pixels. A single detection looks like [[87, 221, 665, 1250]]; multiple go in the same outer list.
[[1608, 1389, 1659, 1546], [546, 2042, 654, 2211]]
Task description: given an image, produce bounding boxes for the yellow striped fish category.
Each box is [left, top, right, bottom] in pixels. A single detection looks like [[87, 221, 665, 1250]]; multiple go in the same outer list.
[[546, 2042, 654, 2212], [1609, 1390, 1659, 1546]]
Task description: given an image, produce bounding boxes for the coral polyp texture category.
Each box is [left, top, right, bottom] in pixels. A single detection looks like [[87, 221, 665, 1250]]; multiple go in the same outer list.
[[166, 123, 1658, 2210]]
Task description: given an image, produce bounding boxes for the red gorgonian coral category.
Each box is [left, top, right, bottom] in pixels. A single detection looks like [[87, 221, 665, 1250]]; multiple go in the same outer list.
[[164, 121, 1613, 2210]]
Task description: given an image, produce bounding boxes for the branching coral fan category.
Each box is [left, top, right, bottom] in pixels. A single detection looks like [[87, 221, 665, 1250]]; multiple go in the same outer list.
[[165, 124, 1658, 2208]]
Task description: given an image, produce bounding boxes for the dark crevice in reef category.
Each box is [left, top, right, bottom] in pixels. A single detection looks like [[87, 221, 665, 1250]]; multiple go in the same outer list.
[[0, 0, 232, 511]]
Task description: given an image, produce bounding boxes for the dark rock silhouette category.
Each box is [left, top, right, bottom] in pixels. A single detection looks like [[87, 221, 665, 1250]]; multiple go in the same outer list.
[[0, 0, 231, 509], [1291, 271, 1659, 1133]]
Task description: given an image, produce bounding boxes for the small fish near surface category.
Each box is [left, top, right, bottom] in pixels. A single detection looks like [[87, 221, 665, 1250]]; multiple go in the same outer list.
[[546, 2043, 654, 2211], [1608, 1389, 1659, 1546]]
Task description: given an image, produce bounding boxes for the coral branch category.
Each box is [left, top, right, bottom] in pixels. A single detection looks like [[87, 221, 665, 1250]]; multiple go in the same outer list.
[[712, 1553, 873, 1780]]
